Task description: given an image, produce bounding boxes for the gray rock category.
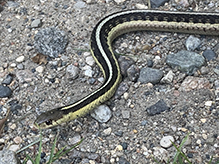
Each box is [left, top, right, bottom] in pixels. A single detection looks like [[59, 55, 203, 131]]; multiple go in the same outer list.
[[118, 157, 130, 164], [34, 27, 68, 58], [122, 110, 131, 119], [138, 67, 163, 84], [146, 99, 169, 116], [31, 19, 42, 28], [66, 64, 80, 80], [91, 105, 112, 123], [74, 1, 86, 9], [2, 74, 13, 85], [185, 36, 201, 51], [7, 1, 20, 8], [150, 0, 169, 8], [166, 50, 205, 75], [127, 65, 139, 82], [0, 85, 12, 98], [202, 49, 217, 61], [0, 149, 20, 164], [160, 136, 174, 148]]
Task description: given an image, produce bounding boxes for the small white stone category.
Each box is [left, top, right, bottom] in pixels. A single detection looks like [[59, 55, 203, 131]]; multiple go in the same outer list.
[[115, 145, 123, 151], [160, 136, 174, 148], [103, 127, 112, 136], [84, 69, 93, 77], [36, 66, 44, 73], [91, 105, 112, 123], [136, 3, 148, 9], [83, 51, 91, 57], [0, 138, 5, 143], [202, 134, 208, 140], [9, 123, 17, 130], [98, 77, 104, 83], [200, 118, 207, 123], [10, 63, 16, 67], [85, 56, 95, 66], [16, 56, 25, 63], [123, 92, 129, 100], [9, 144, 20, 152], [205, 101, 213, 106], [120, 42, 128, 48], [196, 139, 201, 144], [114, 0, 126, 4], [89, 160, 95, 164], [45, 78, 50, 83]]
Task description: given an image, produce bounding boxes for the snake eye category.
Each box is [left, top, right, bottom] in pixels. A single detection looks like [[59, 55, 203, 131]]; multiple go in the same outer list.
[[45, 119, 52, 125]]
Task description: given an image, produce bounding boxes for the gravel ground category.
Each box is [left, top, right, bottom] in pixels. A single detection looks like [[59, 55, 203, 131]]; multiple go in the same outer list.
[[0, 0, 219, 163]]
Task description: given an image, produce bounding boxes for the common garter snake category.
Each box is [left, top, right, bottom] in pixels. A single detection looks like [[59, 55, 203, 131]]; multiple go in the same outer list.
[[34, 10, 219, 129]]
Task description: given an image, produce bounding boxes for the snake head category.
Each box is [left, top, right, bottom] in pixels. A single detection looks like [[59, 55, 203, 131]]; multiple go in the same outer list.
[[34, 107, 65, 129]]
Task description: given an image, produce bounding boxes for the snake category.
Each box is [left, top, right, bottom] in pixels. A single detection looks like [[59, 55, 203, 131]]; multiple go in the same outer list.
[[34, 9, 219, 129]]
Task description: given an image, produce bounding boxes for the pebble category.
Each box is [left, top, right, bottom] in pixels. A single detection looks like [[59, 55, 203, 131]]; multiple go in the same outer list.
[[121, 110, 130, 119], [127, 65, 139, 82], [205, 101, 213, 107], [2, 74, 13, 85], [200, 118, 207, 123], [202, 134, 208, 140], [85, 56, 95, 66], [160, 136, 174, 148], [17, 64, 24, 70], [123, 92, 129, 100], [16, 56, 25, 63], [34, 27, 68, 58], [116, 145, 123, 151], [115, 82, 129, 99], [83, 65, 93, 77], [187, 152, 193, 158], [200, 66, 210, 75], [117, 157, 129, 164], [166, 50, 205, 75], [7, 1, 20, 8], [184, 136, 192, 146], [202, 49, 217, 61], [118, 56, 135, 76], [161, 70, 174, 84], [146, 99, 169, 116], [9, 144, 20, 152], [179, 76, 210, 92], [9, 123, 17, 130], [0, 149, 20, 164], [114, 0, 126, 4], [31, 19, 42, 28], [91, 105, 112, 123], [196, 139, 202, 145], [102, 127, 112, 136], [10, 63, 16, 68], [68, 134, 81, 145], [35, 66, 44, 73], [150, 0, 169, 8], [73, 1, 86, 9], [138, 67, 163, 84], [153, 147, 169, 162], [0, 85, 12, 98], [185, 35, 201, 51], [13, 136, 22, 144], [66, 64, 80, 80]]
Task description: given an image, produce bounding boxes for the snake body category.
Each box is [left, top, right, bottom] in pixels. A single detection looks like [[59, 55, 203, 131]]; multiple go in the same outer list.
[[34, 10, 219, 129]]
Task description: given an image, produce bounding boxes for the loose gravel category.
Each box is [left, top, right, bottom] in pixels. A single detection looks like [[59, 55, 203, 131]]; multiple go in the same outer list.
[[0, 0, 219, 163]]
